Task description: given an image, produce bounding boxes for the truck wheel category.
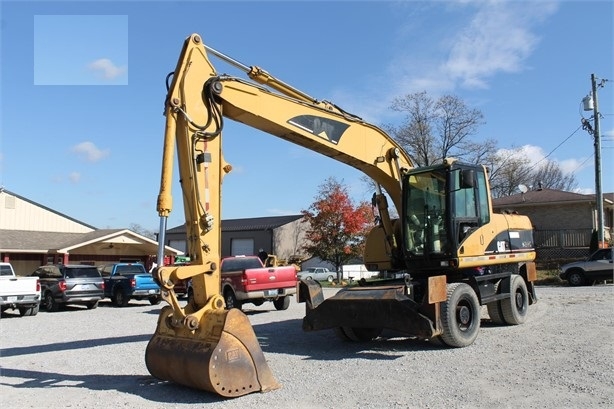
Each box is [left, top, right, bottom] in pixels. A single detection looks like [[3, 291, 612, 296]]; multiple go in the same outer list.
[[149, 295, 162, 305], [273, 296, 290, 311], [44, 292, 60, 312], [19, 305, 39, 316], [486, 280, 505, 325], [500, 275, 529, 325], [224, 290, 242, 310], [86, 301, 98, 310], [440, 283, 480, 348], [113, 289, 129, 307], [335, 326, 383, 342]]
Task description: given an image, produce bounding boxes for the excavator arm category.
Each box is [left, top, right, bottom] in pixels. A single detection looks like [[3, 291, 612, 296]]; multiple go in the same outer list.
[[146, 33, 412, 398]]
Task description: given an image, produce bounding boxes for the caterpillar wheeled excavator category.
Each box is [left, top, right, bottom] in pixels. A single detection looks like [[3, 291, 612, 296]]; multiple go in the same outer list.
[[146, 33, 538, 398]]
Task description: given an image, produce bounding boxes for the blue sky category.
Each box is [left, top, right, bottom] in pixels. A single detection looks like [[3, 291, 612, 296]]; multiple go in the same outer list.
[[0, 0, 612, 232]]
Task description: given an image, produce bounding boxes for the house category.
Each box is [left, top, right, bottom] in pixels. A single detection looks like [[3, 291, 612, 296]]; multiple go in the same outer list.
[[164, 214, 307, 260], [0, 188, 182, 275], [492, 188, 613, 263]]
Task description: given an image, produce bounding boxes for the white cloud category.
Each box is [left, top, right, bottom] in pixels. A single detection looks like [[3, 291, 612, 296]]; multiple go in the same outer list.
[[391, 1, 558, 96], [71, 141, 110, 163], [265, 208, 300, 216], [87, 58, 126, 80], [496, 144, 589, 178], [559, 157, 589, 175], [336, 1, 559, 123], [497, 144, 546, 164], [442, 2, 551, 88], [68, 172, 81, 183]]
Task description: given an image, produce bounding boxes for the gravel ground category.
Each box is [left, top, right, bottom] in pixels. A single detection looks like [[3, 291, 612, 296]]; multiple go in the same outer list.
[[1, 285, 613, 409]]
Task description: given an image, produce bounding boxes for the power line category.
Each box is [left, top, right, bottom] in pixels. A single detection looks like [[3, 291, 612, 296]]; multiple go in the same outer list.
[[569, 153, 594, 174], [526, 124, 582, 172]]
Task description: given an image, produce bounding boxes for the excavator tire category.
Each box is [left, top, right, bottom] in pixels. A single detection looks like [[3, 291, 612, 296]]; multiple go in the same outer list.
[[145, 305, 280, 397], [486, 280, 505, 325], [500, 274, 529, 325], [440, 283, 480, 348]]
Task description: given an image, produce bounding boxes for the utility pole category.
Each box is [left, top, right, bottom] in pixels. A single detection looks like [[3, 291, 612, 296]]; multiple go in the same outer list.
[[589, 74, 604, 247]]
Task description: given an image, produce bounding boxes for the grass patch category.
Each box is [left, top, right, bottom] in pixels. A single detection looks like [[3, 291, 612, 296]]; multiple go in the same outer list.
[[535, 269, 564, 286]]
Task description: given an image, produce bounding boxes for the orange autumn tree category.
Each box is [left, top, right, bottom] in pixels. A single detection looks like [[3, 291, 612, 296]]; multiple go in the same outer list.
[[301, 177, 373, 282]]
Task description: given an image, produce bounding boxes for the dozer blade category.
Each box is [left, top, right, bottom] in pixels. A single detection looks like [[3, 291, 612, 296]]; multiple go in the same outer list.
[[145, 306, 280, 398], [302, 284, 438, 339]]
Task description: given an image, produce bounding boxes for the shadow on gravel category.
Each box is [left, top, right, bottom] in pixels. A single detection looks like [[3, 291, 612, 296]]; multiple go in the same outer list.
[[0, 311, 24, 319], [250, 318, 445, 362], [0, 334, 151, 358], [0, 367, 227, 404]]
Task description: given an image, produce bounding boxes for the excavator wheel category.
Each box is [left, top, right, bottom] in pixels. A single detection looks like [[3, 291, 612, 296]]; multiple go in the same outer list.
[[440, 283, 480, 348], [145, 305, 280, 398]]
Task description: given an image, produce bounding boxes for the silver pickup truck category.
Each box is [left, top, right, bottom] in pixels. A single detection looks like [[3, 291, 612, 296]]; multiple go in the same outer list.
[[0, 262, 41, 316]]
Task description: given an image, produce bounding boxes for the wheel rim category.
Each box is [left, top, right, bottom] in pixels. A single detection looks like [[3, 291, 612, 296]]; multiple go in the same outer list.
[[45, 294, 53, 311], [225, 293, 234, 308], [456, 299, 475, 332], [569, 273, 582, 285], [515, 290, 526, 312]]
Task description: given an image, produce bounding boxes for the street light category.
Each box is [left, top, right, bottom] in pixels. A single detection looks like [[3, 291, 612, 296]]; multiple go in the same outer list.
[[581, 73, 607, 247]]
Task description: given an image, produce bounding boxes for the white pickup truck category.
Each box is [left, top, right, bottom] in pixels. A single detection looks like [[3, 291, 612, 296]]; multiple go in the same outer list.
[[0, 262, 41, 316]]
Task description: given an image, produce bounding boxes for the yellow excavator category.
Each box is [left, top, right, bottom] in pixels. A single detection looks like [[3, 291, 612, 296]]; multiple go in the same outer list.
[[147, 33, 537, 398]]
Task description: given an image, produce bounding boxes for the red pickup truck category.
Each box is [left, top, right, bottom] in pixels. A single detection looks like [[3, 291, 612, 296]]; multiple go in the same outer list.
[[187, 255, 298, 311]]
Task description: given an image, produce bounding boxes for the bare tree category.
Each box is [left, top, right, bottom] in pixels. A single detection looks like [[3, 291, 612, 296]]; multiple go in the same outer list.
[[486, 148, 533, 198], [129, 223, 157, 239], [387, 91, 486, 166], [459, 138, 498, 165], [487, 147, 577, 198], [530, 161, 577, 191]]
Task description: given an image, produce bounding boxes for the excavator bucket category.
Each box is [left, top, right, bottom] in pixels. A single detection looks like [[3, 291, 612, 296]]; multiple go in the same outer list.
[[145, 306, 280, 398]]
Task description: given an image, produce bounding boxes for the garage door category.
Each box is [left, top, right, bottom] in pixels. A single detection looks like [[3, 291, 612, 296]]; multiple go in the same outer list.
[[231, 238, 254, 256]]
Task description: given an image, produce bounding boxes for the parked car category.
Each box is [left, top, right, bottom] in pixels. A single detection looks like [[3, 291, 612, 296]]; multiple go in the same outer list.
[[559, 248, 613, 286], [32, 264, 105, 312], [99, 263, 161, 307], [297, 267, 336, 282], [0, 262, 40, 317]]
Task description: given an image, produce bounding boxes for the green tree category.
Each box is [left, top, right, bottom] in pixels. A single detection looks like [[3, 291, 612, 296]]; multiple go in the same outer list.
[[301, 177, 373, 281]]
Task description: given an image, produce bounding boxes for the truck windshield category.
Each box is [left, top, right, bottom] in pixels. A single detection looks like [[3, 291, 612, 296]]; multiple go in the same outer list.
[[0, 265, 13, 276], [403, 169, 447, 256]]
